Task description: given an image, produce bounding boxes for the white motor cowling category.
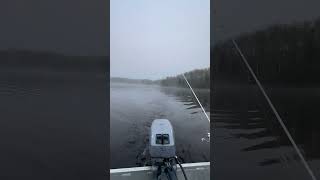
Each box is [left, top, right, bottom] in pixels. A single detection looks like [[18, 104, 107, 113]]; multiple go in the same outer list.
[[149, 119, 176, 159]]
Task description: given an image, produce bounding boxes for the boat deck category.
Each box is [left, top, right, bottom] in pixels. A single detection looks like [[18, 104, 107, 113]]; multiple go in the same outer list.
[[110, 162, 210, 180]]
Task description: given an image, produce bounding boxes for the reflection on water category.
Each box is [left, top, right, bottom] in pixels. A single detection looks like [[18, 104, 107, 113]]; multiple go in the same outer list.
[[213, 48, 320, 179], [160, 86, 210, 112], [266, 88, 320, 166], [213, 84, 312, 179], [110, 83, 210, 168]]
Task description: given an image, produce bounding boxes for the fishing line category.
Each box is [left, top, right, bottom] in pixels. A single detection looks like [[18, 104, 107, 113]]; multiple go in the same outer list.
[[182, 74, 210, 123], [232, 39, 317, 180]]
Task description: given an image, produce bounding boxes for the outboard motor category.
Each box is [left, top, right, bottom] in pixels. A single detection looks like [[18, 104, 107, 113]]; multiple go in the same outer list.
[[150, 119, 176, 159], [149, 119, 188, 180]]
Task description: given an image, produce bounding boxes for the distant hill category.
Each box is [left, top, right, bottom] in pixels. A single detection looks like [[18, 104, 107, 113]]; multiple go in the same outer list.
[[111, 67, 210, 89], [159, 68, 210, 89], [213, 17, 320, 85], [110, 77, 155, 84]]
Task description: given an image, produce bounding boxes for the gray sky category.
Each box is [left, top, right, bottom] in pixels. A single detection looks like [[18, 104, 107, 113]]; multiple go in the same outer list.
[[111, 0, 210, 80]]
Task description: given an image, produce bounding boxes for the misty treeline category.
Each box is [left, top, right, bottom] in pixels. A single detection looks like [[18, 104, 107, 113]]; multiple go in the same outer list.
[[111, 68, 210, 89], [213, 17, 320, 85], [159, 68, 210, 89], [0, 49, 107, 73], [110, 77, 154, 84]]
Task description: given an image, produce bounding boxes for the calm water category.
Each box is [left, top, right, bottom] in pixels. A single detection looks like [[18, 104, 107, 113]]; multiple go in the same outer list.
[[0, 72, 107, 180], [110, 82, 210, 168], [213, 79, 320, 179]]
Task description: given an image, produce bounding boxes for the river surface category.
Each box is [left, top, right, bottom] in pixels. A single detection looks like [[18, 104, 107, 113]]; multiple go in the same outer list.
[[213, 71, 320, 179], [0, 71, 107, 180], [110, 82, 210, 168]]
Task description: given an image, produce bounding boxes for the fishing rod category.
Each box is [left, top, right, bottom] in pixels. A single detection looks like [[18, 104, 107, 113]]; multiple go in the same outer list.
[[215, 20, 316, 179], [232, 39, 317, 180], [148, 73, 210, 180], [182, 73, 210, 141], [182, 74, 210, 122]]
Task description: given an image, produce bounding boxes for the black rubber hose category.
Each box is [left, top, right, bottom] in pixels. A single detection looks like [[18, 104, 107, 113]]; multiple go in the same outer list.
[[165, 166, 178, 180], [174, 156, 188, 180]]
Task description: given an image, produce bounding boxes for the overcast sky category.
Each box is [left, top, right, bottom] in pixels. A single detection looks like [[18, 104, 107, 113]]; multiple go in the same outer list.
[[111, 0, 210, 80]]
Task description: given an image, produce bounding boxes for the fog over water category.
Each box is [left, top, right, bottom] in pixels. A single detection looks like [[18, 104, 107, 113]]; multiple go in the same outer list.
[[0, 1, 108, 179], [110, 0, 211, 170]]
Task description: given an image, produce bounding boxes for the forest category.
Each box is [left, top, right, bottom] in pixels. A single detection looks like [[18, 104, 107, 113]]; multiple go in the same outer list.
[[212, 17, 320, 85], [0, 49, 107, 73], [111, 68, 210, 89], [110, 77, 154, 84], [159, 68, 210, 89]]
